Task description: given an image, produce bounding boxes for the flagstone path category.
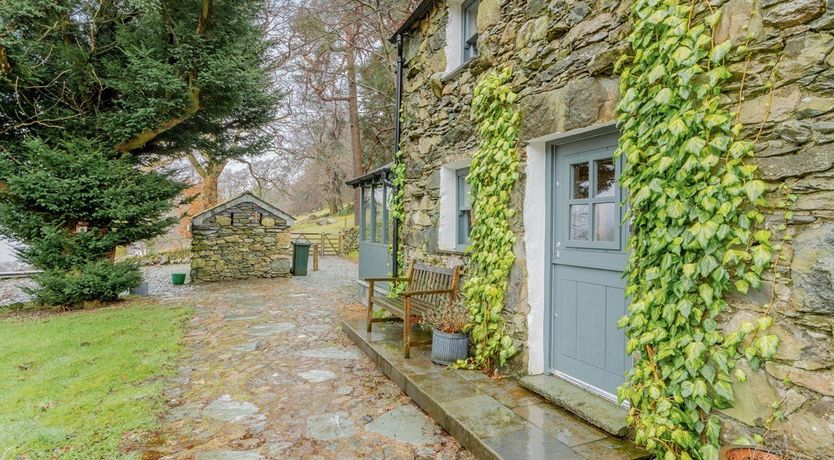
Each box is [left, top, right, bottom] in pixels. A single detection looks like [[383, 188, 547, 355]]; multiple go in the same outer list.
[[140, 257, 472, 460]]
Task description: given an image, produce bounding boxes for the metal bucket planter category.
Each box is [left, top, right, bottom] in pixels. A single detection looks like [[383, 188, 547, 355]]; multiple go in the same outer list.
[[171, 273, 187, 285], [431, 329, 469, 365]]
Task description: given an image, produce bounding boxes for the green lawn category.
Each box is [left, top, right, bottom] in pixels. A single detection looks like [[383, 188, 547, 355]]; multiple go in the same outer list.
[[290, 208, 356, 234], [0, 303, 192, 459]]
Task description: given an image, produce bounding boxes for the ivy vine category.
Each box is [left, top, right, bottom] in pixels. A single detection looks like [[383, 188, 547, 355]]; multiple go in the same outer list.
[[615, 1, 779, 459], [389, 149, 407, 296], [463, 67, 520, 371]]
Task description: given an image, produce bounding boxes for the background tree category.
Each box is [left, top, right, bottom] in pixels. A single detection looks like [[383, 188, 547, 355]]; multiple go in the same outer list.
[[260, 0, 413, 221], [0, 0, 275, 305]]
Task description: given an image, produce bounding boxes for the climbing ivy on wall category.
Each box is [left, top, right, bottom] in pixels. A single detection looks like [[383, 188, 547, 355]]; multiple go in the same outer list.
[[463, 67, 520, 371], [389, 150, 407, 296], [615, 0, 779, 458]]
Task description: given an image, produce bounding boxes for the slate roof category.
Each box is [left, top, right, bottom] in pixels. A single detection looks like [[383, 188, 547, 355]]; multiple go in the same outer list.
[[191, 192, 296, 226]]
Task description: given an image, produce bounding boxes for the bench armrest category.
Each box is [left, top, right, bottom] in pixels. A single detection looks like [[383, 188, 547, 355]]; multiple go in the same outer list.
[[365, 276, 410, 282], [402, 288, 453, 297]]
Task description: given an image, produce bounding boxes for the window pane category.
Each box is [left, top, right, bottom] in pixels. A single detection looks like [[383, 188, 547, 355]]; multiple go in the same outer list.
[[457, 168, 472, 247], [572, 163, 590, 199], [362, 186, 372, 241], [385, 185, 393, 243], [596, 159, 616, 198], [595, 203, 616, 241], [458, 210, 471, 247], [570, 204, 589, 240], [374, 185, 384, 242], [463, 0, 478, 60]]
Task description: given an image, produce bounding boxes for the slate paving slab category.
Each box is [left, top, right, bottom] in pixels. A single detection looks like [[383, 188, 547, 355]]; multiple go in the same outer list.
[[203, 395, 259, 422], [245, 322, 294, 336], [300, 346, 361, 360], [195, 450, 263, 460], [230, 339, 264, 352], [224, 312, 264, 321], [138, 257, 471, 459], [298, 369, 337, 383], [364, 405, 439, 445], [306, 412, 357, 440], [341, 316, 651, 460], [483, 424, 584, 459]]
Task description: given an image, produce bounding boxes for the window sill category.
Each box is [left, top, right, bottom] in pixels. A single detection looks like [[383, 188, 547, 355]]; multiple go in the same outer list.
[[442, 57, 478, 83], [437, 248, 469, 256]]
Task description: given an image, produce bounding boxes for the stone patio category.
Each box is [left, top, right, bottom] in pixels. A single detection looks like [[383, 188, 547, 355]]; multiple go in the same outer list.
[[140, 257, 472, 459], [341, 317, 650, 460]]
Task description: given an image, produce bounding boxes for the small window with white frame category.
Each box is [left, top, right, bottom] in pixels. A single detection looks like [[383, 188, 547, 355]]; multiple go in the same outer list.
[[462, 0, 479, 62], [456, 167, 472, 250]]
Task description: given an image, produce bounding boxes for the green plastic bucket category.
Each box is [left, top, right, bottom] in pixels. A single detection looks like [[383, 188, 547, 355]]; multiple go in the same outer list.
[[171, 273, 186, 285]]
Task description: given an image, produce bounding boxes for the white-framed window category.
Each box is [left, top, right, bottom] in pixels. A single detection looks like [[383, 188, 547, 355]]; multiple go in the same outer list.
[[462, 0, 479, 62], [443, 0, 479, 75], [456, 167, 472, 250], [438, 159, 473, 252]]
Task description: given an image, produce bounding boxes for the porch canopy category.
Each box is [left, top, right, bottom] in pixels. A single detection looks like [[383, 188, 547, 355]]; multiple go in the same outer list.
[[346, 164, 396, 284]]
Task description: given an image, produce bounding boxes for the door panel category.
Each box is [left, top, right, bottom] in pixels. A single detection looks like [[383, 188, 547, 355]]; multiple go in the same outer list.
[[549, 131, 630, 399]]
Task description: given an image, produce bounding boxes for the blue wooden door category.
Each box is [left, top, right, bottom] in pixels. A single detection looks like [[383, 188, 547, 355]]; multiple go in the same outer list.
[[549, 132, 630, 399]]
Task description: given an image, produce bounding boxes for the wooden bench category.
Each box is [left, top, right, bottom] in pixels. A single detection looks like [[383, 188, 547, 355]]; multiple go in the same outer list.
[[365, 262, 461, 358]]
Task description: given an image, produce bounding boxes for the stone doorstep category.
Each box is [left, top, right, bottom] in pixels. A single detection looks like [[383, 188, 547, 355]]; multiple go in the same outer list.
[[341, 318, 649, 460], [518, 374, 630, 438]]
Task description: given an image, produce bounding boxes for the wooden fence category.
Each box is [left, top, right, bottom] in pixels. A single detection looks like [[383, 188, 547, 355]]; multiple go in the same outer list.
[[289, 232, 345, 256]]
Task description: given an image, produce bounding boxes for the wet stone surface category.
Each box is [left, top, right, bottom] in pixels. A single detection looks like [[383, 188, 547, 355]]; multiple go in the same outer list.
[[140, 257, 471, 459]]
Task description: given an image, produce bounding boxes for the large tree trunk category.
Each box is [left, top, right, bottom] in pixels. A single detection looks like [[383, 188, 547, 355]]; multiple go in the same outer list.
[[201, 170, 220, 209], [345, 29, 364, 225], [187, 152, 226, 211]]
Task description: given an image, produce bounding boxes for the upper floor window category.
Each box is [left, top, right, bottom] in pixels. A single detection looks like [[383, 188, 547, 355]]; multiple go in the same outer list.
[[462, 0, 479, 61]]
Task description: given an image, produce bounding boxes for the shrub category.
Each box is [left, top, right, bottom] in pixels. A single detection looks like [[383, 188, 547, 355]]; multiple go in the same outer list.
[[29, 260, 142, 307]]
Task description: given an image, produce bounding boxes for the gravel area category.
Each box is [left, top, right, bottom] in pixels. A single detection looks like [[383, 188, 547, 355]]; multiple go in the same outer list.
[[0, 277, 36, 307], [140, 256, 356, 297], [141, 263, 194, 297], [1, 257, 355, 308]]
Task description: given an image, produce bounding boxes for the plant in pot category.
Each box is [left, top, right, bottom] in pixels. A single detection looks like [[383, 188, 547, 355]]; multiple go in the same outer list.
[[422, 298, 470, 365], [720, 426, 789, 460], [719, 446, 784, 460]]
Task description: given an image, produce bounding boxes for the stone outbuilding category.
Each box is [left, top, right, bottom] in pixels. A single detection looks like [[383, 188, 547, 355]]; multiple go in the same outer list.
[[190, 192, 295, 282]]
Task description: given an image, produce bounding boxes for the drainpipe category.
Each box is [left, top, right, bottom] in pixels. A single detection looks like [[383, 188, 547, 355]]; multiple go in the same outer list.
[[392, 32, 404, 277]]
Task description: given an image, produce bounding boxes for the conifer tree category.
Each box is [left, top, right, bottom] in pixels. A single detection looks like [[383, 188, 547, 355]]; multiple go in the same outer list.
[[0, 0, 277, 305]]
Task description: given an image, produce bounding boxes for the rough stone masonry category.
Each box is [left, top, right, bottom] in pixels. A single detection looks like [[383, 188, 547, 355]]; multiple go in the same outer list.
[[394, 0, 833, 457], [191, 201, 292, 282]]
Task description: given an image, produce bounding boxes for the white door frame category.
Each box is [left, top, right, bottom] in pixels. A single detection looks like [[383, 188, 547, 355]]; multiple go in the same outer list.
[[524, 122, 619, 377]]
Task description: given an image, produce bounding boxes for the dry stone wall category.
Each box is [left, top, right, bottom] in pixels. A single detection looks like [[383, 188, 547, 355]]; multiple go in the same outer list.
[[398, 0, 833, 456], [191, 202, 291, 282]]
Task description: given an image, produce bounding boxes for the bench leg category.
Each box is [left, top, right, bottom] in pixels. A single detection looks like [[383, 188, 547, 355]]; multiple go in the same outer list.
[[366, 281, 375, 334], [404, 299, 411, 359]]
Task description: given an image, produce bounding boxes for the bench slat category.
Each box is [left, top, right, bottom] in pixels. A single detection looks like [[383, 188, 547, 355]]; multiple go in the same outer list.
[[366, 262, 461, 358]]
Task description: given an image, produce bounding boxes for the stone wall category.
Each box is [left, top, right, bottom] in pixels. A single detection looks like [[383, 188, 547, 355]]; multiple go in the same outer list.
[[191, 202, 291, 282], [397, 0, 833, 456]]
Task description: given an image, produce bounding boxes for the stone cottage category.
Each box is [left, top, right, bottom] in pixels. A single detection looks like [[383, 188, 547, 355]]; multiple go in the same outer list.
[[381, 0, 833, 457], [190, 192, 295, 282]]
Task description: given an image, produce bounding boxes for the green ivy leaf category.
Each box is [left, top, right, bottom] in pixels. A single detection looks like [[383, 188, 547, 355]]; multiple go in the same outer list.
[[754, 335, 779, 359], [684, 137, 706, 155], [743, 180, 766, 201], [714, 380, 734, 401], [699, 283, 714, 304], [710, 40, 733, 63]]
